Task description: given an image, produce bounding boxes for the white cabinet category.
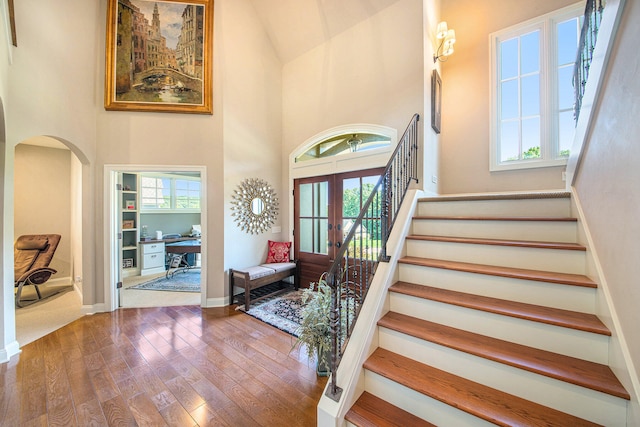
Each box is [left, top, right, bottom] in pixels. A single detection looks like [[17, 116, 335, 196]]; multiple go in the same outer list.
[[140, 241, 166, 276]]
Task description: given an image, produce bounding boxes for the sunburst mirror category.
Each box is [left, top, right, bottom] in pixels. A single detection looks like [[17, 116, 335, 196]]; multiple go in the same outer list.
[[231, 178, 279, 234]]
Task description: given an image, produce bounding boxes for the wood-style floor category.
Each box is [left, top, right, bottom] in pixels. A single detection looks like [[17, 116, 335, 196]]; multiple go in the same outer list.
[[0, 305, 327, 426]]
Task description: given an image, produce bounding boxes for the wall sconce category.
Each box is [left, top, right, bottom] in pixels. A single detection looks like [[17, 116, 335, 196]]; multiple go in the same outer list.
[[433, 21, 456, 63]]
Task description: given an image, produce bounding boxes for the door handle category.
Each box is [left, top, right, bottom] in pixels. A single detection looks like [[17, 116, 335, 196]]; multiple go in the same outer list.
[[328, 240, 333, 247], [336, 224, 341, 231], [328, 223, 333, 230], [335, 241, 341, 248]]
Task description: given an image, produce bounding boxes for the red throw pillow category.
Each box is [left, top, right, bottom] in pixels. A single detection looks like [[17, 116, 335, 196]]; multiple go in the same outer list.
[[265, 240, 291, 263]]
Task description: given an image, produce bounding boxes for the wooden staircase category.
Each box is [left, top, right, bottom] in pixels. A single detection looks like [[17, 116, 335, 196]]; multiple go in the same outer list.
[[345, 192, 629, 426]]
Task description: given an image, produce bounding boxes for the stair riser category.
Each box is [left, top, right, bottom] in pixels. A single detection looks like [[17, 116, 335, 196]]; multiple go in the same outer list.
[[398, 263, 596, 313], [412, 219, 577, 243], [389, 292, 609, 364], [378, 327, 627, 426], [364, 370, 495, 426], [405, 240, 586, 274], [417, 197, 571, 217]]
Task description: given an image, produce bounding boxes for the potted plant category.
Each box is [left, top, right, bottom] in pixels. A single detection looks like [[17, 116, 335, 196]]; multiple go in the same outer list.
[[293, 273, 333, 376]]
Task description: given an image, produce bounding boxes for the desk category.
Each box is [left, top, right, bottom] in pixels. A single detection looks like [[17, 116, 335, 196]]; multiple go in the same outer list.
[[165, 239, 201, 278]]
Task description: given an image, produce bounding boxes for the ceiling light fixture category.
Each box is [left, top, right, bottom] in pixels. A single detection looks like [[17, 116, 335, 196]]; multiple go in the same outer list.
[[347, 134, 362, 152], [433, 21, 456, 63]]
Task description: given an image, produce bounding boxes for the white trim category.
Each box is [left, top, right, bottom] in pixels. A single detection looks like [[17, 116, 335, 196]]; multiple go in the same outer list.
[[0, 0, 13, 64], [0, 340, 20, 363], [489, 2, 583, 172], [570, 187, 640, 419], [103, 164, 207, 312], [566, 0, 626, 187]]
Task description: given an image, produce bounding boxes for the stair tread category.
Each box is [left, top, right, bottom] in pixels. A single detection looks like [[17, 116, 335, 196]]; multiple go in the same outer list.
[[418, 191, 571, 202], [413, 215, 578, 222], [345, 391, 436, 427], [379, 312, 629, 399], [390, 281, 610, 335], [406, 234, 586, 251], [365, 348, 602, 427], [399, 256, 597, 288]]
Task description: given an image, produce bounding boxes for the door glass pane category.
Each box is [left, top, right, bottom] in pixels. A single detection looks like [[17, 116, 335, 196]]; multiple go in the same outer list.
[[299, 180, 329, 255], [300, 183, 312, 217], [314, 182, 328, 216], [342, 178, 360, 217], [299, 219, 312, 252], [315, 219, 328, 254]]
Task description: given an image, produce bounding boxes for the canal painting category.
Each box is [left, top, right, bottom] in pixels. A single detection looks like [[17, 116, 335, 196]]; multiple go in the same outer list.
[[105, 0, 213, 114]]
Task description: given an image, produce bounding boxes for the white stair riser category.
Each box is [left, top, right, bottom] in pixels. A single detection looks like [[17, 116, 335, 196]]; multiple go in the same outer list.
[[398, 263, 596, 313], [412, 219, 578, 243], [389, 292, 609, 364], [378, 328, 627, 426], [417, 198, 571, 217], [364, 370, 495, 426], [405, 240, 586, 275]]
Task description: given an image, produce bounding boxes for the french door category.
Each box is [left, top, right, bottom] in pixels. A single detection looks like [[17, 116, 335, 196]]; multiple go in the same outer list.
[[294, 168, 383, 287]]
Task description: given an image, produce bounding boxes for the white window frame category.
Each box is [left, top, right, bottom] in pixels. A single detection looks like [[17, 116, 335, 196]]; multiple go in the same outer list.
[[489, 3, 583, 171], [140, 172, 201, 213]]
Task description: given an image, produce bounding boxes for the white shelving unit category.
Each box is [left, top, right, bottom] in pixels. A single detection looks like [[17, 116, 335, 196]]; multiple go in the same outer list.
[[120, 172, 140, 278]]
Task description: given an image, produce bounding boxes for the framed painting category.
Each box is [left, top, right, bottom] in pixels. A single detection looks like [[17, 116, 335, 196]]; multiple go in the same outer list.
[[431, 69, 442, 134], [104, 0, 213, 114]]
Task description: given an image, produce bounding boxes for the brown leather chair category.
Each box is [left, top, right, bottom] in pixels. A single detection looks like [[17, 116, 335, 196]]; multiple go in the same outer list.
[[14, 234, 62, 307]]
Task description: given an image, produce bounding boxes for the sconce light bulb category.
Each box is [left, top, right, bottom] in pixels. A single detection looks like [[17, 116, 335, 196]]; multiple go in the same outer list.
[[436, 21, 448, 39]]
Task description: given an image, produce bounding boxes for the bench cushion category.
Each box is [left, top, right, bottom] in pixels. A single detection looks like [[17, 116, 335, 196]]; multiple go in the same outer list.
[[237, 265, 275, 280], [259, 262, 296, 274]]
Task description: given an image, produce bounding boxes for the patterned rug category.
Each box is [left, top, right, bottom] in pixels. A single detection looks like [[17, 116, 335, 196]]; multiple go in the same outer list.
[[129, 269, 201, 293], [237, 288, 303, 337]]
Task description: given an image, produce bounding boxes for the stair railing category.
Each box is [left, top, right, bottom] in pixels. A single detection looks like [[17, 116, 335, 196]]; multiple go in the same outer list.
[[324, 114, 420, 401], [573, 0, 605, 121]]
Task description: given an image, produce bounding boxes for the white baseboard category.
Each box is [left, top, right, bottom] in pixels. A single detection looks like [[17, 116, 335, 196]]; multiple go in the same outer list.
[[205, 296, 228, 308], [81, 303, 106, 314], [0, 340, 21, 363]]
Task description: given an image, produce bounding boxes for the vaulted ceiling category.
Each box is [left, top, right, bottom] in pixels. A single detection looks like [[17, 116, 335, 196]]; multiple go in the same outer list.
[[249, 0, 402, 63]]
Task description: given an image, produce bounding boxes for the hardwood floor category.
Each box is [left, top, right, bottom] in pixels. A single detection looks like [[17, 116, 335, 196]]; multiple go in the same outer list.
[[0, 305, 327, 426]]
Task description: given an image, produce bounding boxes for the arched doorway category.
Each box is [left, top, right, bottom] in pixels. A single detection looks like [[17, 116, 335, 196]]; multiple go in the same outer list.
[[13, 136, 88, 345]]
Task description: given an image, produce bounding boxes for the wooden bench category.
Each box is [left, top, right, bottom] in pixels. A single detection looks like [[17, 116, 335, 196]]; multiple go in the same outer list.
[[230, 261, 299, 310]]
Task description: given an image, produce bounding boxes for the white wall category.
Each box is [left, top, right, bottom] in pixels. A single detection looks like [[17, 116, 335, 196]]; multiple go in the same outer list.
[[220, 0, 284, 275], [282, 0, 425, 239], [439, 0, 576, 194], [14, 144, 72, 279], [574, 0, 640, 420]]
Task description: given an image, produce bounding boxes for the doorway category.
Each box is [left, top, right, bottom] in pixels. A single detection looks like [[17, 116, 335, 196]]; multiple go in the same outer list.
[[105, 165, 207, 311], [294, 167, 383, 287]]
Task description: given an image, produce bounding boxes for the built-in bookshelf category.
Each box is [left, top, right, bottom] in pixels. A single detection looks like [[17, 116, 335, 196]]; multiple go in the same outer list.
[[120, 172, 139, 277]]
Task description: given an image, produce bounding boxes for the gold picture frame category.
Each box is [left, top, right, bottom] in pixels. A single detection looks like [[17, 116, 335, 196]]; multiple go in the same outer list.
[[104, 0, 213, 114]]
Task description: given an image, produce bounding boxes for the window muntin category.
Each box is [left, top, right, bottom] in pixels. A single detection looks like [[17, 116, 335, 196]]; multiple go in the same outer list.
[[295, 133, 391, 163], [490, 4, 582, 171]]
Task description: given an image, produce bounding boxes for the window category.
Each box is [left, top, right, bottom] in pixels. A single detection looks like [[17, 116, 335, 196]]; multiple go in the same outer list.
[[140, 174, 201, 211], [490, 4, 582, 171]]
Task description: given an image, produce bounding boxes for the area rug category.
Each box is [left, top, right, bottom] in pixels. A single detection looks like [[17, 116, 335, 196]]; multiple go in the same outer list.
[[129, 269, 201, 293], [237, 288, 304, 337]]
